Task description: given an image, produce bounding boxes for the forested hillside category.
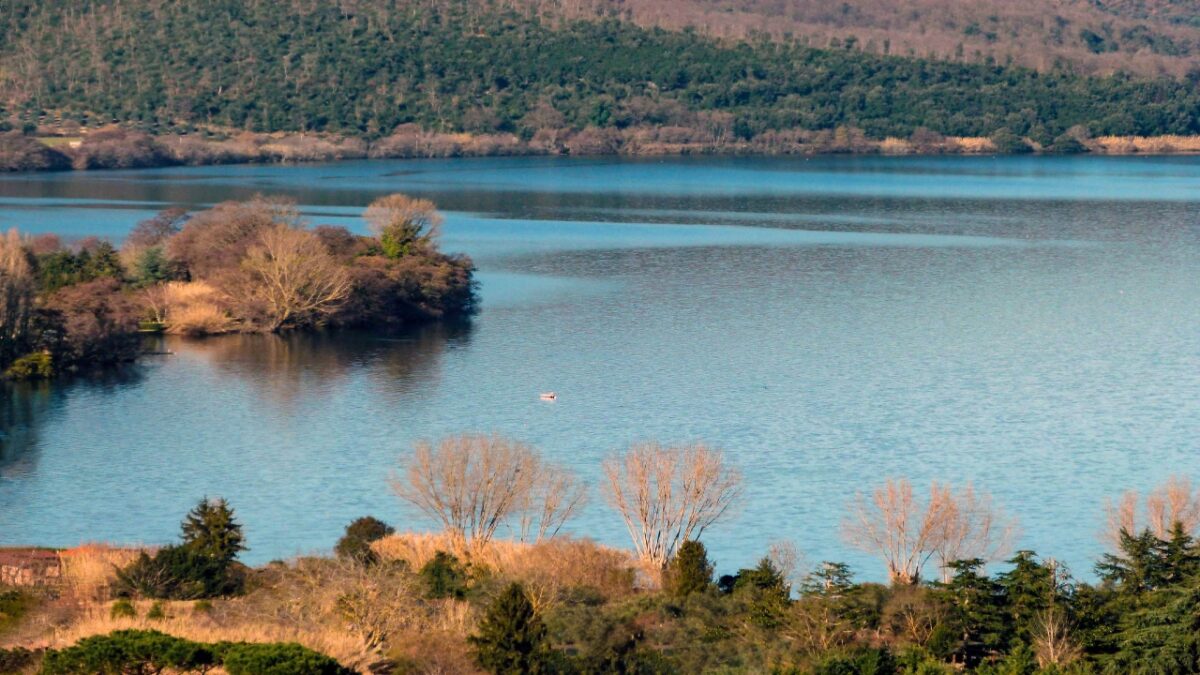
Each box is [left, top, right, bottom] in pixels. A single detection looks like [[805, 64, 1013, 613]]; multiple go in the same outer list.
[[1, 0, 1197, 153], [539, 0, 1200, 77]]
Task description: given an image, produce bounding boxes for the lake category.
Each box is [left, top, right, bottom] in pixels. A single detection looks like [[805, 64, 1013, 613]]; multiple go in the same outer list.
[[1, 155, 1198, 581]]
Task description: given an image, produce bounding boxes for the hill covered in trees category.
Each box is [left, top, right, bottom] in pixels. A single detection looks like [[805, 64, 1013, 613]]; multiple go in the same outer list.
[[1, 0, 1199, 166], [536, 0, 1200, 78]]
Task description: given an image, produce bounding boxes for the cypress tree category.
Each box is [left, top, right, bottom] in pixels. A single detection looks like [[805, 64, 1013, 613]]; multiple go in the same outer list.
[[469, 582, 549, 675], [665, 540, 713, 597]]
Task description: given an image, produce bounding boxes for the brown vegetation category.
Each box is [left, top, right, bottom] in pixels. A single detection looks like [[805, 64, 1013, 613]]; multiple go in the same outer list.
[[843, 479, 1017, 584], [391, 434, 585, 551], [602, 442, 742, 566]]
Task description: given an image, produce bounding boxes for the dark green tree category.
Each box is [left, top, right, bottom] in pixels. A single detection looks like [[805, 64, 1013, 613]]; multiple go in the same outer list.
[[935, 559, 1007, 667], [469, 582, 550, 675], [334, 516, 394, 564], [665, 540, 713, 597], [181, 497, 246, 565], [420, 551, 469, 600]]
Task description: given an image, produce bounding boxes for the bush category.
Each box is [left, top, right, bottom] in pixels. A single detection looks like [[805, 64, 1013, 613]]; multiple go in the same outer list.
[[989, 128, 1034, 154], [40, 630, 218, 675], [115, 544, 244, 599], [3, 352, 53, 380], [222, 642, 356, 675], [0, 647, 40, 673], [39, 630, 351, 675], [147, 601, 166, 620], [420, 551, 469, 599], [110, 598, 137, 619], [334, 516, 394, 564]]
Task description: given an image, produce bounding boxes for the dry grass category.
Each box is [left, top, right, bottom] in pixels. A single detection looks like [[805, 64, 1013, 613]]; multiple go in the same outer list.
[[1092, 135, 1200, 154], [372, 532, 643, 608], [158, 281, 236, 335], [949, 136, 998, 153], [58, 544, 143, 602], [879, 137, 915, 155]]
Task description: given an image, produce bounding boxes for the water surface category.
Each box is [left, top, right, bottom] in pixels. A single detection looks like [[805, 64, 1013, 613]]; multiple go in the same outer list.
[[1, 156, 1198, 580]]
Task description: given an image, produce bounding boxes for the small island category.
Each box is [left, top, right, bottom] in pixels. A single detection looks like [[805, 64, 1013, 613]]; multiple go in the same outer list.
[[0, 195, 475, 380]]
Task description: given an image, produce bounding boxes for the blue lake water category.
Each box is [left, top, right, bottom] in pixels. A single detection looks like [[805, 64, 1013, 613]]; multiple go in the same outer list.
[[1, 156, 1198, 581]]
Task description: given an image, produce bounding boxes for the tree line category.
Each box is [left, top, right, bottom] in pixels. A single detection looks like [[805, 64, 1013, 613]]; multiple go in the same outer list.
[[2, 0, 1199, 153], [7, 435, 1200, 673]]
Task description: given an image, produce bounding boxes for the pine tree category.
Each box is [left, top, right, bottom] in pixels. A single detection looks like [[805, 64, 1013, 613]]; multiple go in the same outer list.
[[665, 540, 713, 597], [181, 497, 245, 565], [469, 583, 549, 675], [937, 559, 1008, 667], [1096, 528, 1168, 595]]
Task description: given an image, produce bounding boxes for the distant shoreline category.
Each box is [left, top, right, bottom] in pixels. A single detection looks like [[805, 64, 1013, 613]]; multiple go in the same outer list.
[[5, 126, 1200, 174]]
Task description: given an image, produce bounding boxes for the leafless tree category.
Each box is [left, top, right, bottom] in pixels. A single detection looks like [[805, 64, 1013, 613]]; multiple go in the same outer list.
[[236, 224, 351, 331], [516, 464, 588, 543], [602, 442, 742, 566], [929, 484, 1018, 582], [844, 479, 1017, 584], [0, 229, 34, 365], [392, 434, 585, 551], [1104, 475, 1200, 548], [843, 479, 949, 585]]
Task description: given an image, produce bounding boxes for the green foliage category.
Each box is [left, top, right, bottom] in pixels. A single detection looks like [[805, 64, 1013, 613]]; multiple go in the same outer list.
[[665, 540, 713, 597], [2, 351, 52, 380], [0, 589, 37, 636], [147, 601, 166, 620], [39, 629, 219, 675], [334, 515, 394, 564], [934, 559, 1008, 667], [34, 243, 123, 293], [109, 598, 136, 619], [420, 551, 469, 600], [38, 630, 351, 675], [989, 128, 1034, 154], [469, 582, 551, 675], [2, 1, 1199, 144], [727, 557, 791, 628], [181, 497, 246, 566], [115, 544, 244, 600], [222, 642, 355, 675]]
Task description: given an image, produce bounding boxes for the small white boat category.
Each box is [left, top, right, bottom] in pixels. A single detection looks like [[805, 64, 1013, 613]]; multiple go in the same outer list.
[[539, 392, 557, 401]]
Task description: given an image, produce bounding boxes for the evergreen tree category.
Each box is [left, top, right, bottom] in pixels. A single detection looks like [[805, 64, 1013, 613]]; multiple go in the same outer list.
[[996, 551, 1058, 646], [180, 497, 246, 566], [731, 558, 791, 629], [469, 583, 550, 675], [1096, 528, 1168, 595], [419, 551, 469, 600], [936, 559, 1007, 667], [1160, 521, 1200, 586], [665, 540, 713, 597]]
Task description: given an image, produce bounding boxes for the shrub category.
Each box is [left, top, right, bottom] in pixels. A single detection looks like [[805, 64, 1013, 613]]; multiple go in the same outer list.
[[192, 599, 213, 614], [0, 646, 39, 673], [4, 352, 53, 380], [420, 551, 469, 599], [334, 516, 395, 564], [222, 642, 355, 675], [110, 598, 137, 619], [40, 630, 218, 675], [39, 630, 351, 675], [469, 582, 551, 674], [665, 540, 713, 597], [147, 601, 166, 620], [115, 544, 244, 599], [989, 128, 1034, 154]]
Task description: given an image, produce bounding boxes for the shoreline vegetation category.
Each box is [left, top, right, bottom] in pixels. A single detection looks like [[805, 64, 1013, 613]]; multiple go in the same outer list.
[[5, 126, 1200, 173], [4, 2, 1200, 174], [0, 195, 475, 381], [1, 436, 1199, 674]]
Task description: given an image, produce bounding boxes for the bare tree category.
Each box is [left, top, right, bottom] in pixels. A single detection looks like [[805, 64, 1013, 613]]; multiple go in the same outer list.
[[516, 463, 588, 544], [0, 229, 34, 365], [1103, 475, 1200, 548], [1033, 559, 1081, 668], [236, 224, 351, 331], [843, 479, 949, 585], [392, 434, 585, 551], [602, 442, 742, 566], [929, 484, 1018, 582]]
